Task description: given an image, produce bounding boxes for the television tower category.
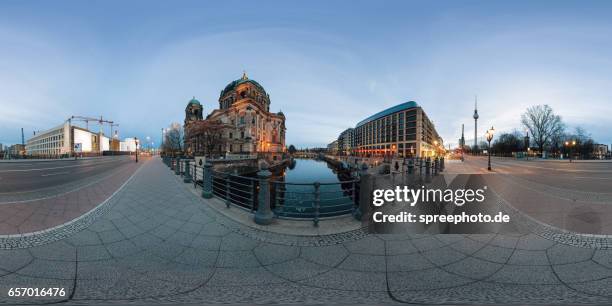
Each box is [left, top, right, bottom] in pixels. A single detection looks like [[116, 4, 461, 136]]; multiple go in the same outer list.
[[460, 124, 465, 148], [473, 96, 479, 150], [21, 128, 25, 145]]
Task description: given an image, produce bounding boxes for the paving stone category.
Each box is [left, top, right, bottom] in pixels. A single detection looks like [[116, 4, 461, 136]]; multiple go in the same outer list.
[[553, 260, 612, 283], [547, 243, 595, 265], [300, 244, 348, 267], [337, 253, 386, 272], [387, 253, 434, 272], [508, 249, 550, 266], [253, 243, 300, 266], [388, 268, 473, 291], [265, 258, 331, 281], [488, 265, 560, 285]]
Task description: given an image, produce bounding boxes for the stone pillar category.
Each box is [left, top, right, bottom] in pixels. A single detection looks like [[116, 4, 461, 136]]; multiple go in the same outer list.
[[425, 157, 432, 183], [354, 163, 371, 221], [183, 160, 192, 183], [254, 166, 274, 225], [202, 162, 213, 199], [433, 158, 439, 176]]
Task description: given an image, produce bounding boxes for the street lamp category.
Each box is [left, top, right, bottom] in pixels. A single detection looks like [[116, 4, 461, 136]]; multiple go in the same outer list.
[[565, 140, 576, 162], [135, 137, 139, 163], [485, 126, 495, 171]]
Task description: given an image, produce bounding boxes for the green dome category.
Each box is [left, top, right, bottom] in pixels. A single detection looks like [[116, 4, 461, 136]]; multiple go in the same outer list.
[[220, 72, 267, 98], [188, 96, 201, 105]]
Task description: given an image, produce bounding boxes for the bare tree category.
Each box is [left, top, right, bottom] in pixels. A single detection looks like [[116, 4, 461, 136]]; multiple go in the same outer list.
[[162, 122, 184, 156], [521, 105, 564, 155], [186, 120, 227, 158]]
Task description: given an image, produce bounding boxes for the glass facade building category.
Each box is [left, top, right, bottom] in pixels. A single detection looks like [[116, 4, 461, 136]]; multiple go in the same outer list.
[[353, 101, 443, 158]]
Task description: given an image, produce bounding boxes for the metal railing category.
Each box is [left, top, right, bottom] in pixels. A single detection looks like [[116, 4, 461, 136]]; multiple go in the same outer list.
[[271, 180, 359, 225], [167, 156, 445, 226]]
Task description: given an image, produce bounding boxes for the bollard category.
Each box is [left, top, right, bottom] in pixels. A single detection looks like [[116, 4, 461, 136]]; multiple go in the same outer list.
[[254, 166, 274, 225], [425, 157, 432, 182], [225, 174, 231, 208], [313, 182, 321, 227], [408, 158, 414, 175], [353, 163, 369, 220], [433, 158, 439, 176], [183, 160, 192, 183], [202, 162, 213, 199], [440, 157, 445, 172]]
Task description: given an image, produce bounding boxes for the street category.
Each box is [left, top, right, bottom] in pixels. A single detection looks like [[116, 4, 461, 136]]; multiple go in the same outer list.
[[0, 156, 144, 235], [0, 157, 135, 194], [447, 156, 612, 235]]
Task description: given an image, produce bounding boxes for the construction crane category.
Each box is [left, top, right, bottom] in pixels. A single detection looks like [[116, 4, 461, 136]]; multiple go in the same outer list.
[[67, 116, 116, 136]]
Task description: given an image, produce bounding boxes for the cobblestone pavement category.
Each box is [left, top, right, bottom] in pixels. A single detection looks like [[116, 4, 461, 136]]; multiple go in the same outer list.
[[1, 158, 611, 305]]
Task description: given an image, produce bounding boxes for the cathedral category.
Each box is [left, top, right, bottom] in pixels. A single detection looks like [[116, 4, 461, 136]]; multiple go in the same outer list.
[[184, 72, 286, 162]]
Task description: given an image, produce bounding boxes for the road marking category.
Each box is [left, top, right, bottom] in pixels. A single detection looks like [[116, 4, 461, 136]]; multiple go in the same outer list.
[[574, 176, 612, 180], [41, 171, 70, 177]]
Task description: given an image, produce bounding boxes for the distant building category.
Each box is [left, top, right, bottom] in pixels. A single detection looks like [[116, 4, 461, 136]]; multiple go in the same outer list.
[[120, 138, 139, 152], [25, 121, 112, 157], [593, 144, 609, 159], [327, 140, 338, 155], [353, 101, 443, 158], [9, 144, 25, 157], [337, 128, 354, 155]]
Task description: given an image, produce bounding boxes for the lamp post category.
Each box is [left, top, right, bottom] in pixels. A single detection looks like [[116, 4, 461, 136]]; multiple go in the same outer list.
[[135, 137, 139, 163], [565, 140, 576, 163], [485, 126, 495, 171], [524, 129, 530, 161]]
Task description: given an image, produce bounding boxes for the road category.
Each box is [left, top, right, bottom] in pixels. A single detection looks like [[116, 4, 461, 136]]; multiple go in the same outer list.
[[447, 156, 612, 235], [0, 156, 135, 193]]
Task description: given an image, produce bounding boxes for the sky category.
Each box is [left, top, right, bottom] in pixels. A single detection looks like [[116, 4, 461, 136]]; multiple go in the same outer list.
[[1, 0, 611, 148]]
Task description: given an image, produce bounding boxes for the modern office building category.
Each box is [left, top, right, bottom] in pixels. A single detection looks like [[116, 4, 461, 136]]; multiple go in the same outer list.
[[25, 121, 116, 157], [353, 101, 443, 158], [337, 128, 354, 156]]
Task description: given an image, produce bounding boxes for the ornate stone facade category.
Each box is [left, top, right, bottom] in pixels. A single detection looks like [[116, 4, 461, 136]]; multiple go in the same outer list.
[[185, 73, 286, 161]]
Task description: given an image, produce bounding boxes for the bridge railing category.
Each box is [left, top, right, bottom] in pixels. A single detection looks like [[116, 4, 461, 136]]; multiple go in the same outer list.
[[167, 156, 446, 226], [271, 180, 359, 226]]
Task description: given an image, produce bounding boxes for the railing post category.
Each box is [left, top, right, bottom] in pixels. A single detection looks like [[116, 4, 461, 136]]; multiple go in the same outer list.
[[313, 181, 321, 227], [202, 162, 213, 199], [174, 158, 180, 175], [353, 163, 369, 221], [193, 163, 197, 188], [425, 157, 432, 183], [225, 174, 231, 208], [433, 158, 439, 176], [351, 180, 357, 215], [250, 180, 256, 213], [254, 166, 273, 225], [183, 160, 192, 183]]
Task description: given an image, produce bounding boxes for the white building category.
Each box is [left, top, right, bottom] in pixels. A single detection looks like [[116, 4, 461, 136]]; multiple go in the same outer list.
[[120, 138, 139, 152], [26, 121, 112, 157], [26, 122, 72, 156]]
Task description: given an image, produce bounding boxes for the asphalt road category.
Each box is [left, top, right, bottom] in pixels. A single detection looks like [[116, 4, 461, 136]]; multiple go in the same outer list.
[[465, 156, 612, 193], [0, 156, 135, 193]]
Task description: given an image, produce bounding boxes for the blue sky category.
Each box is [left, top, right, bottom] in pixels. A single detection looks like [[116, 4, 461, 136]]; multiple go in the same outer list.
[[1, 0, 611, 148]]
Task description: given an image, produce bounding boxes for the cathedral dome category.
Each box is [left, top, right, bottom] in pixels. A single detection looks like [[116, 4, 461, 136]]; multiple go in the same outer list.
[[187, 96, 201, 106], [220, 72, 268, 99]]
